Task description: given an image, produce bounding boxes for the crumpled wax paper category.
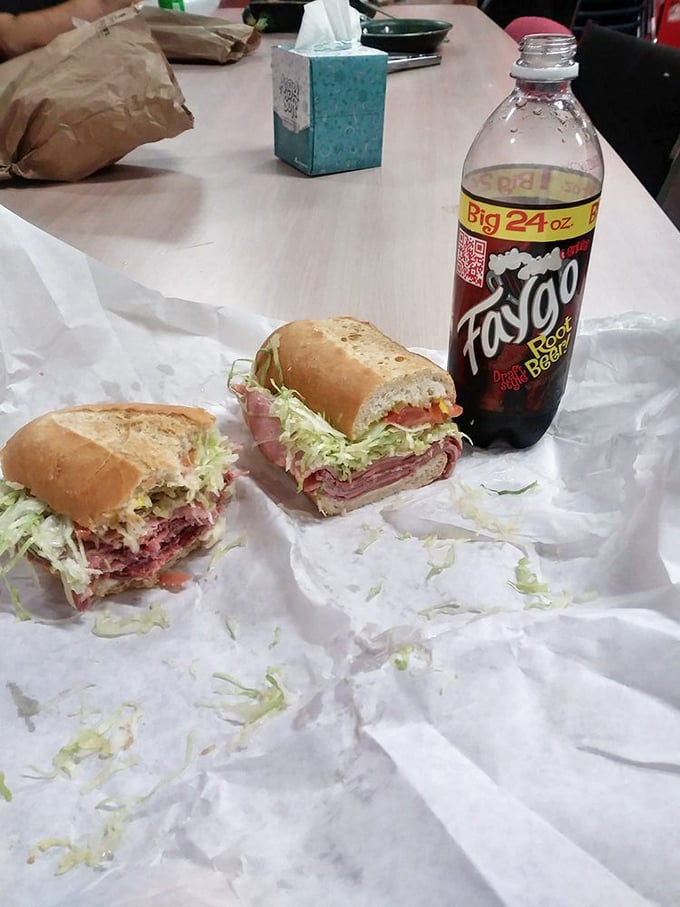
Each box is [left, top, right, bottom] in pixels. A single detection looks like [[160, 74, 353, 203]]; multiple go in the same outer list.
[[0, 204, 679, 907]]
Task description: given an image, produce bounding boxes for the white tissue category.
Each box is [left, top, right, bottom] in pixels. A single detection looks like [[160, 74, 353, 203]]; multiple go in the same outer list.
[[294, 0, 361, 51]]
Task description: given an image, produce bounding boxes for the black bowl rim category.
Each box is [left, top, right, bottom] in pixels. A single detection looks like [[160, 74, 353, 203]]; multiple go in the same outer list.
[[361, 18, 452, 37]]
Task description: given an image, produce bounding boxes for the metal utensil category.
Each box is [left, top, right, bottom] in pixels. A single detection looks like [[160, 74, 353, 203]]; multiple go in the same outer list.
[[387, 52, 442, 72], [359, 1, 400, 20]]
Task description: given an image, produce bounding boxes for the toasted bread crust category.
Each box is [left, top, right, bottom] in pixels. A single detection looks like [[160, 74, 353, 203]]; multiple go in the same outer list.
[[62, 402, 215, 425], [1, 403, 215, 527], [254, 317, 455, 439]]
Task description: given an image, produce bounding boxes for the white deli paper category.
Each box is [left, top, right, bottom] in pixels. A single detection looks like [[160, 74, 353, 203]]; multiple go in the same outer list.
[[1, 204, 679, 907]]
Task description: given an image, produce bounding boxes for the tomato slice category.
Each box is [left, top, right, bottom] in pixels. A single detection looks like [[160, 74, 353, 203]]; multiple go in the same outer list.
[[384, 400, 462, 428], [158, 571, 192, 590]]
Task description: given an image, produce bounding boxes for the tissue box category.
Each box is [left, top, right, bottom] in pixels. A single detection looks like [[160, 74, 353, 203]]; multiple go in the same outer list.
[[272, 44, 387, 176]]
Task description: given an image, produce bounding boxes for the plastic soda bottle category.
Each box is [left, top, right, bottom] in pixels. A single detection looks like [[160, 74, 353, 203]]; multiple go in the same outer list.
[[447, 34, 604, 448]]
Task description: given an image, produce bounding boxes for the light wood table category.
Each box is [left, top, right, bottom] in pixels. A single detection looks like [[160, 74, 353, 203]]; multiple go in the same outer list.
[[1, 4, 678, 348]]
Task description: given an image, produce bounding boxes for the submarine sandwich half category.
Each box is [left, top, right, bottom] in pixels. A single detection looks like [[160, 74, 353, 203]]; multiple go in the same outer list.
[[0, 403, 238, 610], [232, 316, 464, 515]]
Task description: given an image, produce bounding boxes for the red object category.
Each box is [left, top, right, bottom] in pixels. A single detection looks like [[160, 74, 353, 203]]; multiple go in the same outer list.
[[384, 401, 463, 428], [658, 0, 680, 46], [158, 571, 192, 590], [505, 17, 574, 42]]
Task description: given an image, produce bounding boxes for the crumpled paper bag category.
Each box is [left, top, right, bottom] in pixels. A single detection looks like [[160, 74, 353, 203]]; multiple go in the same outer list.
[[0, 6, 193, 182], [142, 6, 261, 64]]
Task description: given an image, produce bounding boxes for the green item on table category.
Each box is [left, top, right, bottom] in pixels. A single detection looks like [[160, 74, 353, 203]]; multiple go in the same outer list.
[[0, 772, 12, 802]]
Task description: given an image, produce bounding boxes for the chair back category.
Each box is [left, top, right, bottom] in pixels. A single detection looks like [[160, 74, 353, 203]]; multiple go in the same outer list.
[[571, 0, 654, 38], [573, 23, 680, 198]]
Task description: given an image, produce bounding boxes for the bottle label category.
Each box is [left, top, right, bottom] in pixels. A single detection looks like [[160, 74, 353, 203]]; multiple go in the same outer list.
[[449, 180, 600, 420], [459, 189, 600, 244]]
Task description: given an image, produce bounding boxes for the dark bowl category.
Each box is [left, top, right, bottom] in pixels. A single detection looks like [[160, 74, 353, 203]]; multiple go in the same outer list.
[[243, 0, 375, 33], [360, 18, 452, 54]]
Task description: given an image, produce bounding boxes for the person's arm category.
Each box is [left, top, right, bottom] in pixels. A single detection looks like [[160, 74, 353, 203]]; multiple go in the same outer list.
[[0, 0, 132, 60]]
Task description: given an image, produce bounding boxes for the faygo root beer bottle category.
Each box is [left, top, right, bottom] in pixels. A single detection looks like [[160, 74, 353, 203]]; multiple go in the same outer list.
[[448, 34, 604, 448]]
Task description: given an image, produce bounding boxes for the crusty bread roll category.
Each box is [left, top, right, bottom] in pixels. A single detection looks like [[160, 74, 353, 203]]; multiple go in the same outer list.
[[1, 402, 216, 528], [254, 316, 456, 440]]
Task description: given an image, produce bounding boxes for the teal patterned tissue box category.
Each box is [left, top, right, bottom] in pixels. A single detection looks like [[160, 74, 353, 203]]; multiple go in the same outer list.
[[272, 44, 388, 176]]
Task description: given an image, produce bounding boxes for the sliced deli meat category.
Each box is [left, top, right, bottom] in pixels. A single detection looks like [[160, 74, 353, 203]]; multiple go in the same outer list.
[[302, 438, 461, 502]]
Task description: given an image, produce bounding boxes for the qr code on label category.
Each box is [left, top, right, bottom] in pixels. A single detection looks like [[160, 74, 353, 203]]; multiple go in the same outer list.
[[456, 229, 487, 288]]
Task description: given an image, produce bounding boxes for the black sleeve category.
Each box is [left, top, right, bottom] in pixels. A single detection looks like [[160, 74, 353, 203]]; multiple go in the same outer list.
[[0, 0, 65, 13]]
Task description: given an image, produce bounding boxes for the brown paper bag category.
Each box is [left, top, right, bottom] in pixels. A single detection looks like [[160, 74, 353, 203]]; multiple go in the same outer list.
[[141, 7, 261, 64], [0, 7, 193, 182]]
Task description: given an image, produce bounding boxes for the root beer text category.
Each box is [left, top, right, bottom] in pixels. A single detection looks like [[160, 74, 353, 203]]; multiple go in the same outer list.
[[524, 317, 573, 377]]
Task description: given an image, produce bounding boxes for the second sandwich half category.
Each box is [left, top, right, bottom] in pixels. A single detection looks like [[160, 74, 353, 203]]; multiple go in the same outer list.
[[232, 316, 465, 515]]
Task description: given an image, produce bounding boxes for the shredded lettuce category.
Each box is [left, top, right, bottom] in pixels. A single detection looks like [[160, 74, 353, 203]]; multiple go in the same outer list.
[[508, 556, 596, 611], [426, 543, 457, 580], [392, 645, 415, 671], [30, 732, 196, 876], [0, 480, 91, 600], [46, 703, 143, 781], [199, 517, 227, 552], [115, 429, 237, 547], [252, 333, 283, 388], [30, 807, 128, 875], [209, 532, 247, 573], [193, 430, 238, 498], [482, 481, 538, 496], [91, 603, 169, 638], [202, 669, 287, 729], [419, 601, 462, 619], [355, 527, 381, 555], [255, 384, 462, 482], [6, 579, 33, 621], [391, 644, 431, 671], [366, 583, 383, 601], [453, 482, 518, 538], [509, 556, 549, 596], [524, 589, 598, 611], [79, 756, 139, 795], [0, 771, 12, 802]]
